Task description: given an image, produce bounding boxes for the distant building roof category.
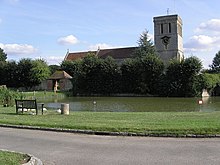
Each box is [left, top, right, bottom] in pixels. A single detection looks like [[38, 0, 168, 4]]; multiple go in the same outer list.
[[64, 47, 137, 61], [48, 70, 72, 80]]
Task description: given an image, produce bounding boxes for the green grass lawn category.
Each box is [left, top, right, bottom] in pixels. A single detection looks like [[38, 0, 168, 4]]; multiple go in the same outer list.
[[0, 106, 220, 136], [0, 151, 29, 165]]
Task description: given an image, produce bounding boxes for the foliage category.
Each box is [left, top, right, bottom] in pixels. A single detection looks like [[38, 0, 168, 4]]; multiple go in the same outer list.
[[120, 58, 139, 93], [0, 59, 50, 89], [1, 61, 18, 88], [30, 59, 50, 88], [210, 50, 220, 73], [199, 73, 220, 89], [134, 30, 156, 57], [0, 87, 22, 106], [61, 60, 81, 77], [164, 56, 203, 97], [17, 58, 34, 88], [136, 54, 164, 94], [0, 61, 7, 85], [74, 54, 120, 95], [49, 65, 60, 74], [0, 48, 7, 62]]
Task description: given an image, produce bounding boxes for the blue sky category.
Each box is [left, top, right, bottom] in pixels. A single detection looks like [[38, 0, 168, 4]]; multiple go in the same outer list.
[[1, 0, 220, 68]]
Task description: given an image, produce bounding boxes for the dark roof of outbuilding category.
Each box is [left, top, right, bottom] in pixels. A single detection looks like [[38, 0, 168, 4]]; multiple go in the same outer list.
[[48, 70, 72, 80]]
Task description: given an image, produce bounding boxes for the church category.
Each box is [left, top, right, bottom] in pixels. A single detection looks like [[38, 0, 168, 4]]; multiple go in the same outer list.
[[64, 14, 184, 64]]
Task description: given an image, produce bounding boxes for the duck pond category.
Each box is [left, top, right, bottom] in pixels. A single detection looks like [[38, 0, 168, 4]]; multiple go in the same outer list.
[[41, 96, 220, 112]]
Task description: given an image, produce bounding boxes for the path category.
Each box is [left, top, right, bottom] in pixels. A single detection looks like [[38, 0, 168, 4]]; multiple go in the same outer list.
[[0, 127, 220, 165]]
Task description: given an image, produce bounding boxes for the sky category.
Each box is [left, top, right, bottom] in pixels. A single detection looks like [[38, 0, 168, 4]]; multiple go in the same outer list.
[[1, 0, 220, 68]]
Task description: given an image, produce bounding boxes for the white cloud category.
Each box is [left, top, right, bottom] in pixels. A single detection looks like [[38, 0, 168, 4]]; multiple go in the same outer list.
[[0, 43, 37, 55], [44, 56, 64, 65], [57, 35, 79, 45], [88, 43, 116, 51], [195, 19, 220, 33], [184, 35, 220, 52], [0, 18, 2, 24]]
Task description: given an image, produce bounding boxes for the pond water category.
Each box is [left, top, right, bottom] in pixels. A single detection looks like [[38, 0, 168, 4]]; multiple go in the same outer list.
[[43, 96, 220, 112]]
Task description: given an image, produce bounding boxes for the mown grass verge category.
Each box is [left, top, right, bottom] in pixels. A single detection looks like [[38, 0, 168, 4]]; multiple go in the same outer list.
[[0, 151, 29, 165], [0, 107, 220, 136]]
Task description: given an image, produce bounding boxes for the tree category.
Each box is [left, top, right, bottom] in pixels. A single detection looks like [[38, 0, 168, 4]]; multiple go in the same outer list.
[[136, 54, 164, 94], [210, 50, 220, 73], [0, 48, 7, 62], [30, 59, 50, 88], [134, 30, 156, 57], [120, 58, 139, 93], [4, 61, 19, 88], [61, 60, 82, 95], [60, 60, 80, 77], [77, 54, 101, 94], [165, 56, 202, 97], [97, 56, 120, 94], [17, 58, 33, 88], [49, 65, 60, 75], [0, 61, 7, 85]]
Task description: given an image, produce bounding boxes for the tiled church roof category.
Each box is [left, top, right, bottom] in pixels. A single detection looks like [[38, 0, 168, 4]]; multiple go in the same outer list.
[[64, 47, 137, 61]]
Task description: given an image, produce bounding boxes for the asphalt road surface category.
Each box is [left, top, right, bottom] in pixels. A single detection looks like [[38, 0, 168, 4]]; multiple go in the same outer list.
[[0, 127, 220, 165]]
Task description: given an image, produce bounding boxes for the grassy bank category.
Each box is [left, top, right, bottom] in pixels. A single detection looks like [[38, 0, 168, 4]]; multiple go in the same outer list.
[[0, 151, 29, 165], [0, 107, 220, 136]]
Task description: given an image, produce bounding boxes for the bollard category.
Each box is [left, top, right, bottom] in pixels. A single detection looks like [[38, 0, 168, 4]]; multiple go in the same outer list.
[[61, 103, 69, 115]]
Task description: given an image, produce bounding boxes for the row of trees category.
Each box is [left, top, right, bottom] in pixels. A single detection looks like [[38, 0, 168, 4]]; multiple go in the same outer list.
[[61, 54, 205, 96], [0, 57, 50, 90]]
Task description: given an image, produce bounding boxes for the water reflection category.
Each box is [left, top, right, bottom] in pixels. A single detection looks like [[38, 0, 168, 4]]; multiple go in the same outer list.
[[43, 97, 220, 112]]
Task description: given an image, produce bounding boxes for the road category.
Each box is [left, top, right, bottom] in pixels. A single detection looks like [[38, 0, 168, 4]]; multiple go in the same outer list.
[[0, 127, 220, 165]]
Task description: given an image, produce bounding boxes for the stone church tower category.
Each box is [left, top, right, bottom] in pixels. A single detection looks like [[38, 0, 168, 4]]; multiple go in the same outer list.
[[153, 14, 184, 64]]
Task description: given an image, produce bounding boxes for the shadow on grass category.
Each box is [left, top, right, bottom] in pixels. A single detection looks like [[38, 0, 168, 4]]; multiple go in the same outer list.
[[0, 112, 18, 115]]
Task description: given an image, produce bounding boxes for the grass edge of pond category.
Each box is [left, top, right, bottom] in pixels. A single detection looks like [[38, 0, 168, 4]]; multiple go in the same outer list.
[[1, 107, 220, 136]]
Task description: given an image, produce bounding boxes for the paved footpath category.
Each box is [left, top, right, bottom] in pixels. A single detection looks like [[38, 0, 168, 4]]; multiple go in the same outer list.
[[0, 127, 220, 165]]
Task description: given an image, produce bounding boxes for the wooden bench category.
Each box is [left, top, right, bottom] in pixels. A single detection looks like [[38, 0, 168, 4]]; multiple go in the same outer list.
[[15, 99, 44, 115]]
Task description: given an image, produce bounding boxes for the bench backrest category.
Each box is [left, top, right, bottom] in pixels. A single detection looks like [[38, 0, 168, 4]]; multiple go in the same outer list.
[[15, 99, 37, 109]]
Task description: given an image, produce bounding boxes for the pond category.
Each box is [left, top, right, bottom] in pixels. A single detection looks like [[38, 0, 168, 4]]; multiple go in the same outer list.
[[43, 96, 220, 112]]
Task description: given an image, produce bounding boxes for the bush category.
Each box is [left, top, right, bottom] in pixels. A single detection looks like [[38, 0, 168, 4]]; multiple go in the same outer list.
[[0, 87, 23, 106]]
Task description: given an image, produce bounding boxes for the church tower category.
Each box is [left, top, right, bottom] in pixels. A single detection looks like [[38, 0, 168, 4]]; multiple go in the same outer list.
[[153, 14, 184, 64]]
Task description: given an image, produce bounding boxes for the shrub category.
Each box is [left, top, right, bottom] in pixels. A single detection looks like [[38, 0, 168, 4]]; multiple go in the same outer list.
[[0, 87, 23, 106]]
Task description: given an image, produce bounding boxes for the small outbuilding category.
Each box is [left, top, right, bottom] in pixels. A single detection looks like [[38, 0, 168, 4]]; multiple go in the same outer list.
[[47, 70, 73, 91]]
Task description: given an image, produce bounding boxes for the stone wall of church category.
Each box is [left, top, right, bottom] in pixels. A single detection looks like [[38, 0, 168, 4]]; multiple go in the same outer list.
[[154, 14, 184, 64]]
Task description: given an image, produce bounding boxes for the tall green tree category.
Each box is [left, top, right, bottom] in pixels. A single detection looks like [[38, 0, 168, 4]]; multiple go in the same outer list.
[[210, 50, 220, 73], [4, 61, 19, 88], [0, 48, 7, 62], [17, 58, 33, 88], [134, 30, 156, 57], [30, 59, 50, 88]]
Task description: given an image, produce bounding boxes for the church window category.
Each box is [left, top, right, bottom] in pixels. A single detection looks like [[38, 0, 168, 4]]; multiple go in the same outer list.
[[160, 24, 163, 34], [168, 23, 171, 33]]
